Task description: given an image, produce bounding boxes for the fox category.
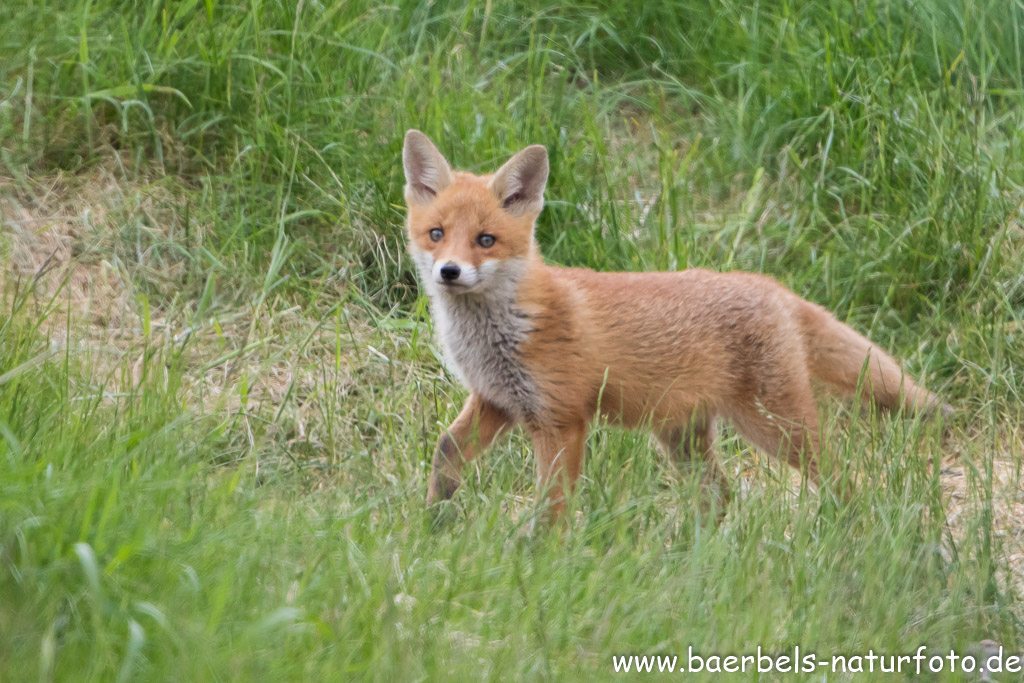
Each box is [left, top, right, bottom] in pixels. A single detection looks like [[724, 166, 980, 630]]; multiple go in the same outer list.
[[402, 129, 952, 524]]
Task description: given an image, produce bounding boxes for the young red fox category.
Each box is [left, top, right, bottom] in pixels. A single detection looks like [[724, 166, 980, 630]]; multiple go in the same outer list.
[[403, 130, 952, 522]]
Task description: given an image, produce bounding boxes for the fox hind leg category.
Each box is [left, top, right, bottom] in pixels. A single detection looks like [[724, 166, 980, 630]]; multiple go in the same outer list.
[[728, 380, 823, 490], [656, 415, 730, 522]]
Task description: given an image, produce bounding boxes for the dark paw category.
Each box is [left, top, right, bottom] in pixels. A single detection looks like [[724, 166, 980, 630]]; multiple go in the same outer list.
[[426, 499, 459, 532]]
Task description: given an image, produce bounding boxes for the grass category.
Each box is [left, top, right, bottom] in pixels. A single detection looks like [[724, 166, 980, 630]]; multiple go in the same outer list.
[[1, 0, 1023, 679]]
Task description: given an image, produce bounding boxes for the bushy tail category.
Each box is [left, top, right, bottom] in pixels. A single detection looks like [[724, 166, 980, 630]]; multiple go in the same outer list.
[[798, 301, 953, 418]]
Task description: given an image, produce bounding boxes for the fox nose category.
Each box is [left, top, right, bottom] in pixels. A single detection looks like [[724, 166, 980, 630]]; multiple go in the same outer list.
[[440, 263, 461, 281]]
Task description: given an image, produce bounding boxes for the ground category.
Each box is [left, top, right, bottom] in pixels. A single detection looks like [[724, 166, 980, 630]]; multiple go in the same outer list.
[[1, 1, 1023, 680]]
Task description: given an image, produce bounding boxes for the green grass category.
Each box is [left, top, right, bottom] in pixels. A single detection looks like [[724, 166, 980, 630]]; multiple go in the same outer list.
[[1, 0, 1023, 679]]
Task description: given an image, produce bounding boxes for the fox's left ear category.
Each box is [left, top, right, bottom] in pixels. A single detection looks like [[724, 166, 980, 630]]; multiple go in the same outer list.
[[489, 145, 549, 217]]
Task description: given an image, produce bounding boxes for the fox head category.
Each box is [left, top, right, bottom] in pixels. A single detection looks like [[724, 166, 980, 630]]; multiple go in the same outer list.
[[402, 130, 548, 296]]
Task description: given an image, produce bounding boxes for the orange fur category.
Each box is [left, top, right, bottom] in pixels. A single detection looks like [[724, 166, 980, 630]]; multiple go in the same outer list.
[[402, 130, 951, 524]]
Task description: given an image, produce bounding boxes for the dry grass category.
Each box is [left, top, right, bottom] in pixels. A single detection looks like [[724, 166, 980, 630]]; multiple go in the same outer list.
[[0, 167, 381, 456], [2, 166, 138, 336], [942, 423, 1024, 603]]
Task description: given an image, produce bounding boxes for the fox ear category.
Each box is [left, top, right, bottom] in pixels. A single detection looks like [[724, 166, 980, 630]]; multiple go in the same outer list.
[[489, 145, 549, 217], [403, 130, 455, 205]]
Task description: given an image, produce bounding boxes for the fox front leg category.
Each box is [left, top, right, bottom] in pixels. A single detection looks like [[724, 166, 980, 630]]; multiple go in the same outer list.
[[426, 394, 513, 505], [527, 420, 587, 527]]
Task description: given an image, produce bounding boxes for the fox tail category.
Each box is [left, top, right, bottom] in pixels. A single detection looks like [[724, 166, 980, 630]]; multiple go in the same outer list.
[[799, 301, 954, 419]]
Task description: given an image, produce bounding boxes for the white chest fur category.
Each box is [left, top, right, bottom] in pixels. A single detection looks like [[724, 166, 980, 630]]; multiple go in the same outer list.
[[409, 247, 542, 419], [431, 291, 542, 419]]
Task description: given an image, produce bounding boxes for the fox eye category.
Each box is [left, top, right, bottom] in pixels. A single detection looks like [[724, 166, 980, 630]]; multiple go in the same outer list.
[[428, 228, 444, 242], [477, 234, 496, 248]]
